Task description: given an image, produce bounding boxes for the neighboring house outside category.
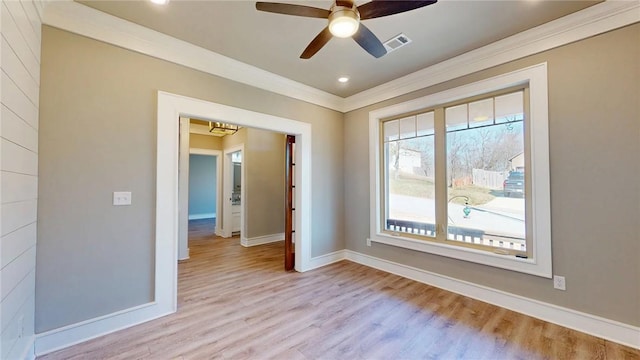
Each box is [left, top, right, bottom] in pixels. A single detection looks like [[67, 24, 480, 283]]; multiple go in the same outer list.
[[509, 152, 525, 172], [398, 148, 421, 174]]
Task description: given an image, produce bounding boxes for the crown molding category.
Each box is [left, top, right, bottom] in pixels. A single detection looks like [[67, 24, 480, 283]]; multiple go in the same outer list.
[[41, 1, 345, 112], [42, 1, 639, 114], [343, 0, 640, 112]]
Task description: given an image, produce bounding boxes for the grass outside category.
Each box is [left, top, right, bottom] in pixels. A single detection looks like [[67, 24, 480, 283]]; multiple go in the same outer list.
[[389, 175, 435, 198], [448, 185, 495, 206], [389, 173, 495, 206]]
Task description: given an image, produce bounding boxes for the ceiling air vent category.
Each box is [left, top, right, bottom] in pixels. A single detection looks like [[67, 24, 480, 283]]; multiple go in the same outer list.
[[383, 33, 412, 53]]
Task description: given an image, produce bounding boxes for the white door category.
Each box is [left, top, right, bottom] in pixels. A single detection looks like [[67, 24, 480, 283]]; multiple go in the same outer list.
[[223, 145, 244, 237], [231, 160, 241, 233]]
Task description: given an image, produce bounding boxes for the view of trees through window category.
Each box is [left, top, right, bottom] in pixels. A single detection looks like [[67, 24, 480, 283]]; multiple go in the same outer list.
[[384, 90, 527, 252]]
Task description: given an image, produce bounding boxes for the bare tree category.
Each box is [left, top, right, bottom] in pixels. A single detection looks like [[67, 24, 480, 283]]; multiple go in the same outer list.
[[447, 132, 469, 186]]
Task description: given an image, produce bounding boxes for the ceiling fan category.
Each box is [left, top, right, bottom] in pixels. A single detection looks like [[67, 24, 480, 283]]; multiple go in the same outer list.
[[255, 0, 437, 59]]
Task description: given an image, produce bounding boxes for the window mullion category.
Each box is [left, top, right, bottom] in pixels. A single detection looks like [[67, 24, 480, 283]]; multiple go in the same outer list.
[[434, 107, 448, 240], [523, 87, 533, 258]]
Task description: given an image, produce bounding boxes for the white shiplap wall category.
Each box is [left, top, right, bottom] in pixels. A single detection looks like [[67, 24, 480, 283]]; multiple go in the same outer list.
[[1, 0, 42, 359]]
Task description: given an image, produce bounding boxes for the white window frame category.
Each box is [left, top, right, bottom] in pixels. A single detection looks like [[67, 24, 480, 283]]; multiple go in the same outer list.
[[369, 63, 552, 278]]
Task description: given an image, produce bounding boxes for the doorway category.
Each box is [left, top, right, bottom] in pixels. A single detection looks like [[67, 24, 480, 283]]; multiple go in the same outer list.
[[178, 117, 223, 260], [223, 145, 244, 238], [155, 91, 312, 315]]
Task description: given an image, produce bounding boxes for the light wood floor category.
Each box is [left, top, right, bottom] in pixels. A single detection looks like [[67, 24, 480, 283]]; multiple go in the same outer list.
[[39, 219, 639, 359]]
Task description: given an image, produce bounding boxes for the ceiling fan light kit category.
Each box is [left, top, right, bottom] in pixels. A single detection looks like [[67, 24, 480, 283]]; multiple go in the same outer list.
[[328, 5, 360, 38], [256, 1, 437, 59]]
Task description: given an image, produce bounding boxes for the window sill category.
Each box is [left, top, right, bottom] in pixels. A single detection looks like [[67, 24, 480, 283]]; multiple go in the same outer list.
[[370, 232, 551, 278]]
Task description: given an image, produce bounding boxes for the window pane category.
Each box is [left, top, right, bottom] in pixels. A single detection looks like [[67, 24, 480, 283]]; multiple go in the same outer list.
[[384, 120, 399, 142], [416, 112, 434, 136], [446, 116, 526, 251], [399, 116, 416, 139], [495, 91, 524, 123], [468, 98, 494, 128], [445, 104, 467, 131], [385, 135, 436, 237]]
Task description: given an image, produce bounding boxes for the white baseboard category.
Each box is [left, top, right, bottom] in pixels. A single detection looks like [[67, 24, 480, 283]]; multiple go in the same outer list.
[[188, 213, 216, 220], [178, 248, 189, 261], [240, 233, 284, 247], [307, 250, 347, 271], [35, 302, 174, 356], [344, 250, 640, 349], [25, 338, 36, 360]]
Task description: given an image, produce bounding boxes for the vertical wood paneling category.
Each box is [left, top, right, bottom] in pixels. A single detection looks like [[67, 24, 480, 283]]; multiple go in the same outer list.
[[1, 246, 36, 302], [1, 171, 37, 204], [1, 71, 38, 128], [1, 223, 36, 269], [1, 2, 40, 84], [1, 139, 38, 175], [32, 0, 45, 21], [1, 1, 40, 358], [19, 0, 42, 41], [1, 104, 38, 152], [1, 270, 35, 331], [2, 37, 39, 105], [3, 0, 40, 61], [0, 200, 37, 237], [2, 294, 35, 359]]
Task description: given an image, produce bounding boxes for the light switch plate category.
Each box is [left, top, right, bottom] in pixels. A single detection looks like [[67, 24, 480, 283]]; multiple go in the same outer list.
[[113, 191, 132, 206]]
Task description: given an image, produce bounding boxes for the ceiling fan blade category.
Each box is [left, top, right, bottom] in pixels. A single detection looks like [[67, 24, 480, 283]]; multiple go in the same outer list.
[[358, 0, 437, 20], [256, 2, 330, 18], [352, 23, 386, 58], [335, 0, 354, 7], [300, 27, 333, 59]]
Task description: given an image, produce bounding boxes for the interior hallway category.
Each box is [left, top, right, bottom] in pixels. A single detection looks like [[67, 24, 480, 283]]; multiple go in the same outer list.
[[38, 219, 639, 359]]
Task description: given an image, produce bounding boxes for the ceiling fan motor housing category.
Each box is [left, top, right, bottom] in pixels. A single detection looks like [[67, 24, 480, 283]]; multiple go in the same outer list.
[[328, 4, 360, 38]]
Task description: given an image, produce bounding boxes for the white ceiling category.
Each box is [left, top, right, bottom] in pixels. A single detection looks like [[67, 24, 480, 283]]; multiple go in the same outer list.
[[77, 0, 600, 98]]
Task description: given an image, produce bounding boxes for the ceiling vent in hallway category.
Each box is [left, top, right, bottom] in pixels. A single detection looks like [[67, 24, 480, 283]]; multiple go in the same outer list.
[[383, 33, 412, 53]]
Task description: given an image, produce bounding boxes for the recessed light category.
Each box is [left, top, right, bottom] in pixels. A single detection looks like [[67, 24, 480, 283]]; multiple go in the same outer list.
[[338, 77, 349, 83], [150, 0, 169, 5]]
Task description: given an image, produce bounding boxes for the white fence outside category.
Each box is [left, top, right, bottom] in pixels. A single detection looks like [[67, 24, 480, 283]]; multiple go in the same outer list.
[[472, 168, 508, 190]]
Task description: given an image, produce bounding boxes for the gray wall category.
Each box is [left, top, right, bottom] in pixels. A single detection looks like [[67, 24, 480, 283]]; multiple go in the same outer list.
[[222, 127, 247, 149], [188, 154, 217, 218], [221, 127, 286, 239], [245, 129, 286, 239], [36, 26, 345, 332], [344, 24, 640, 325]]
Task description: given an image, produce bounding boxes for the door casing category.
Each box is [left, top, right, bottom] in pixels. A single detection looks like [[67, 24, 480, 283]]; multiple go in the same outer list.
[[155, 91, 312, 316]]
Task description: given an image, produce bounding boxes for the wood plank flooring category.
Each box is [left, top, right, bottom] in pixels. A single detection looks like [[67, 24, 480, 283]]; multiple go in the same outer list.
[[39, 219, 639, 359]]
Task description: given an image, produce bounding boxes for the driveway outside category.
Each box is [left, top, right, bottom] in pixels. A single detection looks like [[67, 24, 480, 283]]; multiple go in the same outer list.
[[389, 194, 525, 240]]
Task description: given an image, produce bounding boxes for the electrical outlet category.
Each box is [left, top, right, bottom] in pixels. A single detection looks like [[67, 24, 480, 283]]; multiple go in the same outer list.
[[553, 275, 566, 290], [366, 238, 371, 247]]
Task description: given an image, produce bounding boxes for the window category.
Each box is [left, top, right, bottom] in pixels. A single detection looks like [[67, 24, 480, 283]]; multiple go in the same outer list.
[[383, 112, 436, 237], [370, 64, 551, 277]]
